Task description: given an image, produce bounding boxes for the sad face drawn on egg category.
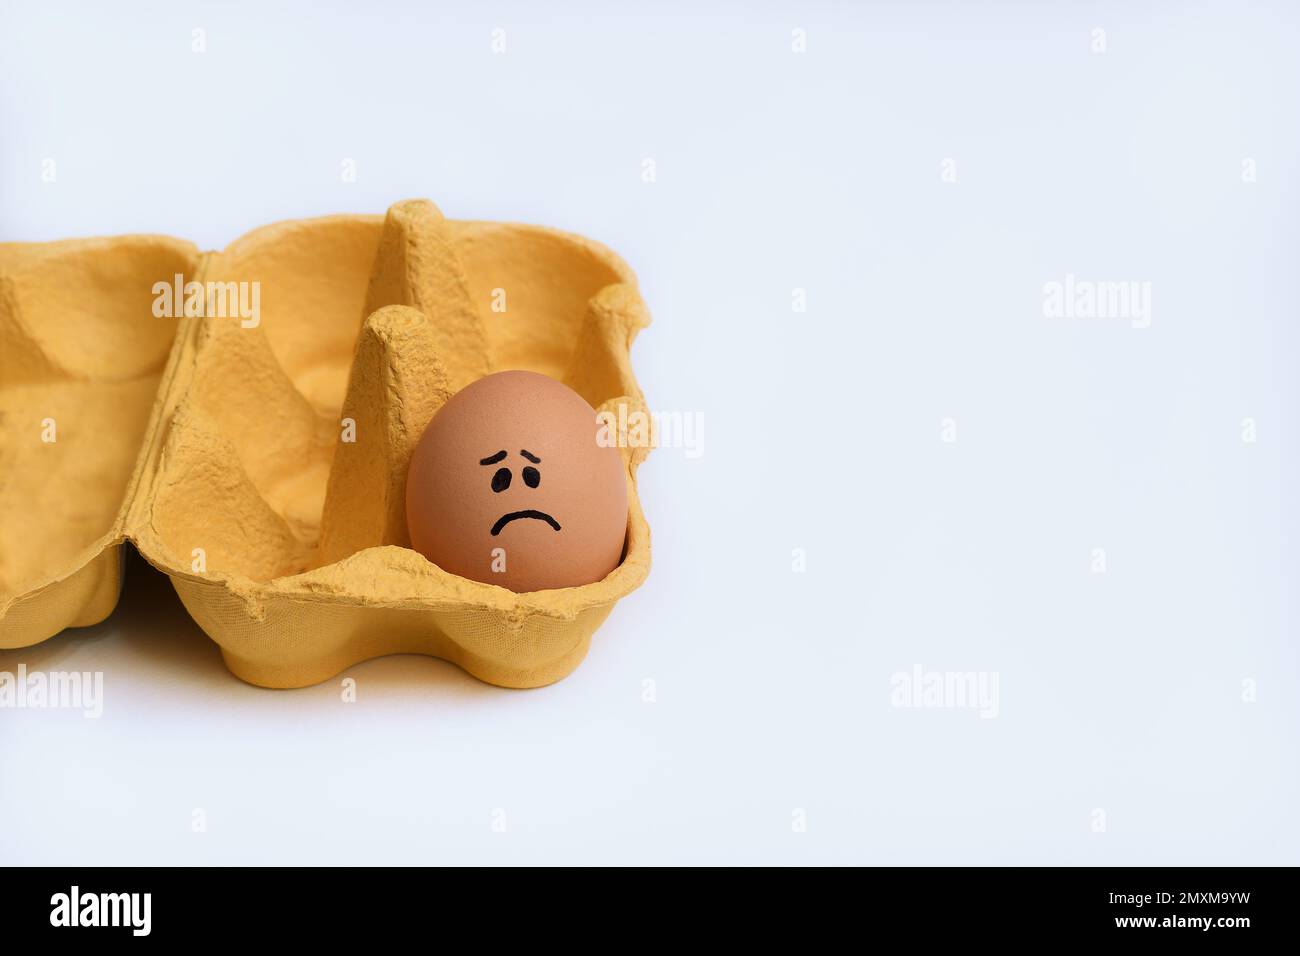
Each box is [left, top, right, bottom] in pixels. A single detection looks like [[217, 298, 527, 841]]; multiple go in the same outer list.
[[406, 370, 628, 593], [479, 448, 562, 536]]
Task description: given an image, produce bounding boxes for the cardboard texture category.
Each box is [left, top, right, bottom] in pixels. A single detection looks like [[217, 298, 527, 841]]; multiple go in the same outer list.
[[0, 200, 653, 688]]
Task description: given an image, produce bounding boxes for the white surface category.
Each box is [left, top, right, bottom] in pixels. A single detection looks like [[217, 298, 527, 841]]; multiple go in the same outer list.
[[1, 0, 1297, 865]]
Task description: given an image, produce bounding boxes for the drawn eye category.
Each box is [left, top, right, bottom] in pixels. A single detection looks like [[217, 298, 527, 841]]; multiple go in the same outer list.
[[522, 466, 540, 488], [491, 468, 512, 493]]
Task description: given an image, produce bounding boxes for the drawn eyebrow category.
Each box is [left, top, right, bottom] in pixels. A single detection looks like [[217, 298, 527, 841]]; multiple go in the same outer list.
[[479, 450, 507, 466], [520, 449, 541, 463]]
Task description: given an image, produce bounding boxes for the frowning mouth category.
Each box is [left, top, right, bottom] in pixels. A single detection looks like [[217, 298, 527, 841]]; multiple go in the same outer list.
[[491, 510, 562, 536]]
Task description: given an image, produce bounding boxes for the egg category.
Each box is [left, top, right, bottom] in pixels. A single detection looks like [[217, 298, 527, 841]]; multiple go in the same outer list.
[[405, 370, 629, 592]]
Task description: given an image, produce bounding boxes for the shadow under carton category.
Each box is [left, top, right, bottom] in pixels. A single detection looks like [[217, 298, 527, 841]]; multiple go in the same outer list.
[[0, 200, 653, 688]]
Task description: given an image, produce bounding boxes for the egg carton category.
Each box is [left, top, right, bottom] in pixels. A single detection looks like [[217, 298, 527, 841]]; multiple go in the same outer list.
[[0, 199, 652, 688]]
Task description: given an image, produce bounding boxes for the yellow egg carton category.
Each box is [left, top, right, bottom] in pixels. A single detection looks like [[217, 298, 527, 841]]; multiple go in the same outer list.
[[0, 199, 652, 688]]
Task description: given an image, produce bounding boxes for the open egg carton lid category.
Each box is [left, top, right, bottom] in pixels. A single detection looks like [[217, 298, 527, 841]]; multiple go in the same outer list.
[[0, 199, 653, 688]]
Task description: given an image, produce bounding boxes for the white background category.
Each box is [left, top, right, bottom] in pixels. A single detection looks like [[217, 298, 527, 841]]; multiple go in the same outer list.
[[1, 1, 1297, 865]]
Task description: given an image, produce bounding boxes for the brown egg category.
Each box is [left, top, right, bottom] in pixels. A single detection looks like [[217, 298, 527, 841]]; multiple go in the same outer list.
[[406, 370, 628, 592]]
